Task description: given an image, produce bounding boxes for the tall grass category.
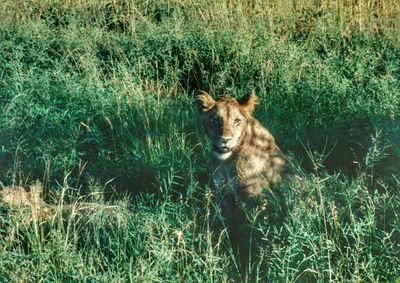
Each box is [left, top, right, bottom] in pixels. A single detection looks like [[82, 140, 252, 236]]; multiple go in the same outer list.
[[0, 0, 399, 281]]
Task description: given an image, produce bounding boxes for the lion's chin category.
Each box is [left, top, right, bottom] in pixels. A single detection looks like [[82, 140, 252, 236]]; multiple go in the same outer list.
[[212, 145, 233, 160], [213, 150, 232, 161]]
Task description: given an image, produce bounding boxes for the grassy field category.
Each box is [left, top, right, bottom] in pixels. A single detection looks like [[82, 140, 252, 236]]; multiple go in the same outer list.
[[0, 0, 399, 281]]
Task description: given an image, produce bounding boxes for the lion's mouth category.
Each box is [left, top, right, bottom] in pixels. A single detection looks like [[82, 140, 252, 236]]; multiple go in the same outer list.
[[213, 145, 231, 154]]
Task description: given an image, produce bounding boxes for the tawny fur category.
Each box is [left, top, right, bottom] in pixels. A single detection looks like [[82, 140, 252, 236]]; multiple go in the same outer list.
[[0, 181, 54, 223], [0, 181, 116, 225], [197, 91, 286, 208]]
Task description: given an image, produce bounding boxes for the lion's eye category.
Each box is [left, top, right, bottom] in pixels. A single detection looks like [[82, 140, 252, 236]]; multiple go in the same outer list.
[[234, 119, 241, 125]]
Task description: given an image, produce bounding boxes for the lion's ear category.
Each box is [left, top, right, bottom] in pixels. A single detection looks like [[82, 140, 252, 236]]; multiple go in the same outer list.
[[238, 92, 258, 113], [196, 91, 216, 112]]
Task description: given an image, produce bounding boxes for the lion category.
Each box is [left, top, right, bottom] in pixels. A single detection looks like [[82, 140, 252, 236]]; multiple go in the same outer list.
[[196, 91, 286, 209]]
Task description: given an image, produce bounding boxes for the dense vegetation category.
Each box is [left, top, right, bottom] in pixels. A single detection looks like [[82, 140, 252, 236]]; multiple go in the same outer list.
[[0, 0, 399, 281]]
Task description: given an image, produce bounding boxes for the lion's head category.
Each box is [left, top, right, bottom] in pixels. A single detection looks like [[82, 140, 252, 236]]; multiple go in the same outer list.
[[196, 91, 258, 160]]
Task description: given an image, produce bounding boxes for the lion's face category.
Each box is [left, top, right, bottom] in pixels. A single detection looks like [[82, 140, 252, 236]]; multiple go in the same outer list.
[[196, 92, 257, 160]]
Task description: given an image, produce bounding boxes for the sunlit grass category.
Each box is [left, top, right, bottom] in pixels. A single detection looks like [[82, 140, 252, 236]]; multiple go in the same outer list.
[[0, 0, 399, 281]]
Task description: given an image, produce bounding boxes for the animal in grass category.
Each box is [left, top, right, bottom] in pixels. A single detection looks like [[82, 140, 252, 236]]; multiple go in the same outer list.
[[196, 91, 286, 210], [0, 181, 55, 223]]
